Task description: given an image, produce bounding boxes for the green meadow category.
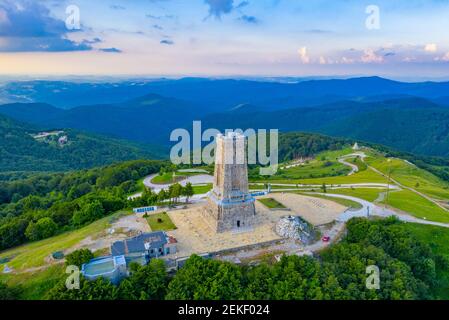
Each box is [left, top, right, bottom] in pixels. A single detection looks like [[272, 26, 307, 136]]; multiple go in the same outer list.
[[365, 156, 449, 201], [0, 211, 130, 272], [258, 198, 287, 209], [382, 190, 449, 223], [146, 212, 177, 231], [326, 188, 386, 202]]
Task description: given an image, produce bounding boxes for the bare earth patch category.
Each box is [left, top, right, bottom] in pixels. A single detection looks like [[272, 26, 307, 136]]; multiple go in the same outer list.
[[74, 213, 151, 253], [265, 193, 347, 226]]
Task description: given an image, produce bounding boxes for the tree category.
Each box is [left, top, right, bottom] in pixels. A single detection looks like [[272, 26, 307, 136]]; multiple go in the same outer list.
[[47, 277, 118, 300], [0, 218, 28, 250], [25, 217, 58, 241], [68, 182, 92, 200], [65, 249, 94, 268], [321, 242, 424, 300], [118, 259, 168, 300], [72, 200, 104, 226], [49, 201, 78, 226], [0, 282, 21, 300], [321, 183, 327, 193], [157, 189, 167, 203], [166, 255, 244, 300], [183, 183, 194, 203], [22, 195, 43, 211], [169, 183, 182, 204]]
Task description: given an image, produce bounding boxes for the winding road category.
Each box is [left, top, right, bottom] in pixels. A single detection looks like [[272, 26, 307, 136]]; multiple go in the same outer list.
[[338, 157, 359, 176]]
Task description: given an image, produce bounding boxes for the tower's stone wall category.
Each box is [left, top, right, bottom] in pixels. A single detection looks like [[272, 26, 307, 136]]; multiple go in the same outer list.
[[203, 133, 256, 233]]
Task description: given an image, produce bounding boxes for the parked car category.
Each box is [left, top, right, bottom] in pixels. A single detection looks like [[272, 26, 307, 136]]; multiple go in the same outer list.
[[322, 236, 331, 242]]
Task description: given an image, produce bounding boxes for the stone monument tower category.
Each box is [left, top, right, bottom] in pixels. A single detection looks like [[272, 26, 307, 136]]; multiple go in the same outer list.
[[203, 132, 256, 233]]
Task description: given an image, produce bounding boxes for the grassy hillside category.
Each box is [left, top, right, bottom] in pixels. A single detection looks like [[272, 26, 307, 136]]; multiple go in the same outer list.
[[0, 264, 65, 300], [382, 190, 449, 223], [253, 147, 388, 185], [0, 210, 130, 272], [365, 155, 449, 200]]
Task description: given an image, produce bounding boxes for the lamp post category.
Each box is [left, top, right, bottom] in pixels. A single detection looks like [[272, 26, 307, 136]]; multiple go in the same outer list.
[[385, 159, 392, 208]]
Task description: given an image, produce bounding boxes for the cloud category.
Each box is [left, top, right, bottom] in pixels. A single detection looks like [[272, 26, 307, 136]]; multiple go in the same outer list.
[[83, 37, 102, 44], [0, 0, 92, 52], [239, 15, 258, 24], [236, 1, 250, 9], [424, 43, 437, 53], [361, 49, 384, 63], [110, 5, 126, 10], [298, 47, 310, 64], [160, 39, 174, 45], [204, 0, 234, 18], [304, 29, 332, 34], [146, 13, 175, 20], [153, 24, 163, 30], [99, 47, 122, 53], [434, 52, 449, 62]]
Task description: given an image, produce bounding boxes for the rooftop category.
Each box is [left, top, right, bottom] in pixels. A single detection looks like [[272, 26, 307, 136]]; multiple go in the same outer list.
[[111, 231, 168, 256]]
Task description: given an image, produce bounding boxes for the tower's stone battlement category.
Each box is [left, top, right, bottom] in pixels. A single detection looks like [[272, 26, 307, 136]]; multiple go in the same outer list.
[[203, 133, 256, 233]]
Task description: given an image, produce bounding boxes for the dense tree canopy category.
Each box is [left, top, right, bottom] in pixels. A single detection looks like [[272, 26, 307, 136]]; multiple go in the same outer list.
[[0, 160, 166, 250], [65, 249, 94, 268], [0, 282, 21, 300], [35, 218, 444, 301]]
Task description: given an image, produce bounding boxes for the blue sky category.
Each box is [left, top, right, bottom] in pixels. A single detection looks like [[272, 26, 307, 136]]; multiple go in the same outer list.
[[0, 0, 449, 79]]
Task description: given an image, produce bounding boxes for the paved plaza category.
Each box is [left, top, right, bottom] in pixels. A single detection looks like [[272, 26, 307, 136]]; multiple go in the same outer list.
[[167, 193, 347, 257]]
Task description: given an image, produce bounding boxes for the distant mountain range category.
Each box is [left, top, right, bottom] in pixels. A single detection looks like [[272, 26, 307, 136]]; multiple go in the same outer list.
[[2, 76, 449, 109], [1, 76, 449, 158]]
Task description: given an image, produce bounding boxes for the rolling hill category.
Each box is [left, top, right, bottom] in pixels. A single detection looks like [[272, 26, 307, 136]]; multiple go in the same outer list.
[[0, 94, 205, 145], [200, 97, 449, 157], [0, 114, 165, 172]]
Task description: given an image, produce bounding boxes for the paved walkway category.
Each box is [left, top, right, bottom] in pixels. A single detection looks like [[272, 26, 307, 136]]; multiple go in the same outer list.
[[315, 193, 449, 228], [143, 173, 213, 193], [338, 158, 359, 176]]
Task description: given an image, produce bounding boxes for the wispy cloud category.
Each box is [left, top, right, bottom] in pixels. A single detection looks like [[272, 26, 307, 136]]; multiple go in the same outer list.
[[160, 39, 174, 45], [204, 0, 234, 18], [239, 15, 258, 24], [110, 5, 126, 10], [99, 47, 122, 53]]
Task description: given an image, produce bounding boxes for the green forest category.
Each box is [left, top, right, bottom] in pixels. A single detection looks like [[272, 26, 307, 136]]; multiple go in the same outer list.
[[0, 114, 165, 172], [2, 217, 445, 300], [0, 160, 168, 251]]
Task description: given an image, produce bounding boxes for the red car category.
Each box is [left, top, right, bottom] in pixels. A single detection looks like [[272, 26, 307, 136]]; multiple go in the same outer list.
[[322, 236, 331, 242]]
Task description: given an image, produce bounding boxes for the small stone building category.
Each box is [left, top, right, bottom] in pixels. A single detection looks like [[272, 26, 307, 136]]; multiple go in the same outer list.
[[111, 231, 177, 265]]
